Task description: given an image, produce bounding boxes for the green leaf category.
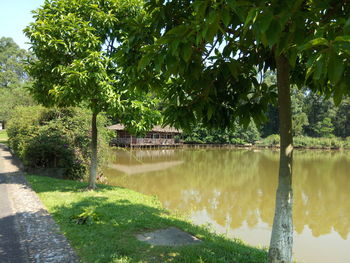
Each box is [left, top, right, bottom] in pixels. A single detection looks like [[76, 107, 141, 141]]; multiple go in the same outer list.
[[266, 20, 281, 47], [299, 38, 329, 51], [227, 62, 239, 80], [138, 55, 150, 71], [206, 22, 219, 42], [244, 8, 259, 28], [256, 10, 273, 33], [313, 54, 325, 81], [222, 8, 231, 27], [333, 83, 344, 106], [288, 47, 298, 68], [166, 25, 188, 37], [194, 0, 208, 18], [328, 54, 344, 85], [181, 44, 192, 62], [344, 18, 350, 34], [334, 35, 350, 43]]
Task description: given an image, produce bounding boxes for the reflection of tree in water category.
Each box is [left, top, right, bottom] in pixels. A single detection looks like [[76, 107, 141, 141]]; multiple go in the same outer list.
[[105, 149, 350, 239], [293, 151, 350, 239]]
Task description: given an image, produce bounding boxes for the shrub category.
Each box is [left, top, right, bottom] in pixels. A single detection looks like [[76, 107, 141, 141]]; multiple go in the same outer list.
[[7, 106, 112, 180], [343, 137, 350, 149], [6, 106, 46, 154], [258, 134, 280, 147]]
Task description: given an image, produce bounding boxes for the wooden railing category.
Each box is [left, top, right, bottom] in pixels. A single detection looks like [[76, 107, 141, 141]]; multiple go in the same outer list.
[[112, 137, 180, 146]]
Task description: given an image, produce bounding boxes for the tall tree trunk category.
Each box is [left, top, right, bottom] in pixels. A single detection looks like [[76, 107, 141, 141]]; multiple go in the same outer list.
[[89, 111, 98, 189], [268, 55, 294, 263]]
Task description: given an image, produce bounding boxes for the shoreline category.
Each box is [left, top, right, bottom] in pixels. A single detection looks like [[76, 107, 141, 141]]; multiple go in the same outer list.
[[26, 175, 268, 263], [111, 143, 350, 151]]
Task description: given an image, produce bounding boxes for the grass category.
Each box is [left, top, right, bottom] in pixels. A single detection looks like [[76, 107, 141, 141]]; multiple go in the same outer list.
[[27, 175, 268, 263], [0, 130, 8, 144]]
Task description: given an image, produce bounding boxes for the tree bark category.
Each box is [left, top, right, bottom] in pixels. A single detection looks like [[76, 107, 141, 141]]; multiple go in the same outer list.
[[268, 55, 294, 263], [88, 111, 98, 189]]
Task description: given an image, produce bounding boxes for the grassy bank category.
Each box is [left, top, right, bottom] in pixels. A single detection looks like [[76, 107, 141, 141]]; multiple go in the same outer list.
[[27, 175, 267, 263], [256, 135, 350, 149], [0, 130, 8, 144]]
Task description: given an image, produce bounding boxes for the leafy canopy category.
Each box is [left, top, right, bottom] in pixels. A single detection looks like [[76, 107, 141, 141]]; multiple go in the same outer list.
[[24, 0, 160, 133], [0, 37, 30, 89], [119, 0, 350, 129], [0, 37, 35, 122]]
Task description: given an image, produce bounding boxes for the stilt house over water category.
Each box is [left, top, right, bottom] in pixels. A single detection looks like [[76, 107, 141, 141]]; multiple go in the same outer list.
[[109, 124, 182, 147]]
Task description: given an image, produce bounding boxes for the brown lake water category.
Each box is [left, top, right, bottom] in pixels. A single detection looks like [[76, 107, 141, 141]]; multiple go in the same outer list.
[[104, 148, 350, 263]]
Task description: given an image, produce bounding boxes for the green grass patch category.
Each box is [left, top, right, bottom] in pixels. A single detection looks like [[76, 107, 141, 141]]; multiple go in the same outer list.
[[0, 130, 8, 144], [27, 175, 267, 263]]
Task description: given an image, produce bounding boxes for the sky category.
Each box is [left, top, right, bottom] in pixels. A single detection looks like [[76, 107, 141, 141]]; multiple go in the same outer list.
[[0, 0, 45, 49]]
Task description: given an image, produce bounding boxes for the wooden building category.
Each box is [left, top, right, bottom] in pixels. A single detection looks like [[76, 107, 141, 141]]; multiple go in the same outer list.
[[109, 124, 182, 147]]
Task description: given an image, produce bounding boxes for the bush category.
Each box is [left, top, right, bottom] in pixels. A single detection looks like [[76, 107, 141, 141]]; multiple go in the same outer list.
[[257, 134, 280, 147], [7, 106, 112, 180], [257, 135, 345, 149], [343, 137, 350, 149]]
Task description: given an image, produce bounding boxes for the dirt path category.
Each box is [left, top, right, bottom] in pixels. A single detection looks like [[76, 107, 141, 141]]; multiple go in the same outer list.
[[0, 144, 80, 263]]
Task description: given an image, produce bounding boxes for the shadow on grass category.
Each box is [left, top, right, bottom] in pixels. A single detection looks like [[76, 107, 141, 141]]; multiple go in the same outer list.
[[46, 193, 268, 263], [27, 174, 119, 193]]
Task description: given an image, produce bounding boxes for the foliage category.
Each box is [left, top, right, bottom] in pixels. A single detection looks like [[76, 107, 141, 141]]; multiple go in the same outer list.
[[27, 175, 268, 263], [120, 2, 350, 260], [6, 105, 45, 154], [257, 135, 348, 149], [313, 118, 334, 138], [0, 37, 30, 89], [71, 208, 100, 225], [260, 83, 350, 139], [7, 106, 112, 179], [24, 0, 159, 131], [0, 86, 36, 124], [332, 98, 350, 138], [24, 0, 160, 188], [257, 134, 280, 147], [0, 130, 8, 144], [260, 105, 279, 137], [291, 88, 309, 136], [0, 37, 36, 124], [118, 1, 350, 128], [184, 122, 260, 144]]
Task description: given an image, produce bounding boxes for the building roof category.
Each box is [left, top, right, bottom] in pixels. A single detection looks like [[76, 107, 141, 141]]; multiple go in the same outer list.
[[108, 124, 182, 133]]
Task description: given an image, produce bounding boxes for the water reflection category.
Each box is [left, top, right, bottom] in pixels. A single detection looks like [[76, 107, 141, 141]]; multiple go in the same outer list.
[[104, 149, 350, 262]]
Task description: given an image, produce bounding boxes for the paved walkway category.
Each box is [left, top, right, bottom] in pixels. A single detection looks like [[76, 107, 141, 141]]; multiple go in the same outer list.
[[0, 143, 79, 263]]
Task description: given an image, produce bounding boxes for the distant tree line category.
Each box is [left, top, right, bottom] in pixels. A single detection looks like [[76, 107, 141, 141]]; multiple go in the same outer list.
[[262, 88, 350, 139], [183, 87, 350, 144]]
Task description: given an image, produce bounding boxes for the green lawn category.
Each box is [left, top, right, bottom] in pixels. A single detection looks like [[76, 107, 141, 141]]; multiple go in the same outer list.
[[0, 130, 8, 144], [27, 175, 268, 263]]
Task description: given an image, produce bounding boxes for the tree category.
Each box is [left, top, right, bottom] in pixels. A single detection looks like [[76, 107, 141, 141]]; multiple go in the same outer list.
[[0, 37, 29, 89], [314, 117, 335, 138], [119, 1, 350, 262], [183, 121, 260, 144], [0, 37, 34, 127], [291, 88, 308, 136], [333, 98, 350, 138], [24, 0, 159, 189], [303, 93, 335, 137]]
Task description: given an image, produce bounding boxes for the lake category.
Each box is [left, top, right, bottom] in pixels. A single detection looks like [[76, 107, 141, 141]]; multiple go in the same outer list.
[[103, 148, 350, 263]]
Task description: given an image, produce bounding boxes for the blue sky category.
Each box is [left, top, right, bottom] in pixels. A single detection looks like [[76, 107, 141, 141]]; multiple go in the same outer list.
[[1, 0, 45, 49]]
